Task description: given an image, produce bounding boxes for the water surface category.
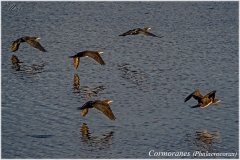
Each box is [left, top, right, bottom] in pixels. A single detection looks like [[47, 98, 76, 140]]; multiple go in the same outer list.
[[1, 2, 238, 158]]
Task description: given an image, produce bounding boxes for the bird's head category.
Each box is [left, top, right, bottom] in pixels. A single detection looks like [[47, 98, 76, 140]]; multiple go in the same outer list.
[[33, 37, 41, 41], [213, 99, 221, 104], [104, 100, 113, 104], [143, 27, 151, 31]]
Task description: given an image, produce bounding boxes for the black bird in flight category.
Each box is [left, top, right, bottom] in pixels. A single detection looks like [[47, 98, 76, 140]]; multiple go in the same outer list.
[[184, 90, 221, 108], [77, 100, 116, 120], [69, 51, 105, 69], [11, 36, 47, 52], [119, 27, 162, 38]]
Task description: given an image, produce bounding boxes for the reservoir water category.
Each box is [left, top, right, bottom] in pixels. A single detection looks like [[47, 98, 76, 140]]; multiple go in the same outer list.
[[1, 1, 238, 158]]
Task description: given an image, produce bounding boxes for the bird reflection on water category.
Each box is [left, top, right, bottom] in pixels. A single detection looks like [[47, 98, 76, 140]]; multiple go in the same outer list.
[[73, 74, 80, 90], [80, 85, 106, 98], [11, 55, 22, 71], [11, 55, 23, 65], [11, 55, 45, 75], [72, 74, 106, 98], [80, 123, 114, 150], [185, 130, 220, 155], [118, 63, 149, 87], [27, 134, 53, 138]]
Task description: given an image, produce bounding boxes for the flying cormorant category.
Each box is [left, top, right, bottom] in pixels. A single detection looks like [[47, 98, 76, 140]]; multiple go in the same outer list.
[[119, 27, 162, 38], [11, 36, 46, 52], [69, 51, 105, 69], [184, 90, 221, 108], [77, 100, 116, 120]]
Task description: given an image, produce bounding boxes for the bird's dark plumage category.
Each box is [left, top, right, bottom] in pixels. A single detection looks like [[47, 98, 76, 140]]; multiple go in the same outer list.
[[69, 51, 105, 69], [77, 100, 116, 120], [11, 36, 46, 52], [119, 27, 162, 38], [184, 90, 220, 108]]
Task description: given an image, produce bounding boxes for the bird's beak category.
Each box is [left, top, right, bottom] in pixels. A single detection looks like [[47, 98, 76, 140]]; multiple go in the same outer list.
[[36, 37, 41, 40], [99, 52, 103, 54]]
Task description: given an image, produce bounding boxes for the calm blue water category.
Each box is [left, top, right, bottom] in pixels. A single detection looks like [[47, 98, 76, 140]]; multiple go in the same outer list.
[[1, 2, 238, 159]]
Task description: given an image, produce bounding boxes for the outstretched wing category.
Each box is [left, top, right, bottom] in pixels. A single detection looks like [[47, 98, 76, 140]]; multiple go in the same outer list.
[[11, 40, 21, 52], [139, 30, 162, 38], [73, 57, 80, 69], [93, 102, 116, 120], [205, 90, 216, 100], [184, 90, 203, 102], [119, 29, 139, 36], [81, 108, 88, 116], [25, 39, 47, 52], [85, 52, 105, 65]]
